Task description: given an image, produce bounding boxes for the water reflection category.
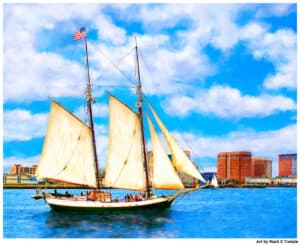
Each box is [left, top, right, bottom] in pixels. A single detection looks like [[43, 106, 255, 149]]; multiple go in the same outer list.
[[45, 209, 175, 238]]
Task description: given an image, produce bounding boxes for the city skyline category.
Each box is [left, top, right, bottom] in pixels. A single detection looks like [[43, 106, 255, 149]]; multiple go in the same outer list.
[[3, 3, 297, 177]]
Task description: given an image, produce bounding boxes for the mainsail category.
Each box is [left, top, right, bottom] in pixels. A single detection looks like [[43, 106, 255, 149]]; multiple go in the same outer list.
[[147, 102, 206, 183], [103, 95, 146, 191], [36, 100, 97, 187], [147, 115, 185, 190]]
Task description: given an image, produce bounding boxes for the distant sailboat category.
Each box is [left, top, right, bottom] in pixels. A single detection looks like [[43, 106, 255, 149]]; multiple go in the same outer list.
[[35, 28, 208, 211], [210, 174, 219, 189]]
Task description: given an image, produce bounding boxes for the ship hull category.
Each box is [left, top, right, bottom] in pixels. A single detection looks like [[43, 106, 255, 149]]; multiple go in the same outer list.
[[45, 196, 173, 212]]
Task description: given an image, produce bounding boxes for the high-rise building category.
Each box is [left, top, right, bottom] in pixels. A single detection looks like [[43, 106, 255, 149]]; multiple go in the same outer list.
[[252, 158, 272, 177], [217, 152, 227, 181], [279, 154, 297, 177], [217, 151, 252, 183]]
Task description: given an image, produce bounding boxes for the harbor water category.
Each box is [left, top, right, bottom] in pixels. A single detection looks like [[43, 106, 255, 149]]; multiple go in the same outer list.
[[3, 188, 297, 238]]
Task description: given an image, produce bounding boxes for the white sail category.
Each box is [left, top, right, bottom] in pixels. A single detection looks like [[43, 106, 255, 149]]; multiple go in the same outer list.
[[147, 115, 185, 190], [36, 100, 97, 187], [147, 102, 206, 183], [103, 95, 146, 191], [211, 174, 219, 188]]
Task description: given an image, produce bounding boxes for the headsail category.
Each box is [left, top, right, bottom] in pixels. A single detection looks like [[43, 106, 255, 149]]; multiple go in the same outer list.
[[36, 100, 97, 187], [103, 95, 146, 191], [147, 115, 185, 190], [147, 102, 206, 183]]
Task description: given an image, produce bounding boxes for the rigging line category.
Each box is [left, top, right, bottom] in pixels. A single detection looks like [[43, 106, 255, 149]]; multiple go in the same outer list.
[[119, 46, 136, 63], [138, 50, 157, 88], [97, 47, 136, 86]]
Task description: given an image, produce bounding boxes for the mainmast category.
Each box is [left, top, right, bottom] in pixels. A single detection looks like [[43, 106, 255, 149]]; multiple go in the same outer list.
[[82, 28, 101, 190], [135, 37, 151, 198]]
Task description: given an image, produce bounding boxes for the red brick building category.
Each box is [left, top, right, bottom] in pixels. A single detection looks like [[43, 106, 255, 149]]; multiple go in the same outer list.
[[217, 152, 227, 181], [217, 151, 252, 183], [252, 158, 272, 177], [279, 154, 297, 177]]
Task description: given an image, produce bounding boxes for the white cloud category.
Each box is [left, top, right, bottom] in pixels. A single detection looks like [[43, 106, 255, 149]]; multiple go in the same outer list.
[[163, 85, 296, 118], [137, 4, 242, 51], [3, 109, 48, 142], [171, 124, 296, 176], [95, 14, 127, 45], [255, 4, 295, 18], [240, 23, 296, 90], [88, 32, 215, 96], [3, 4, 123, 103], [4, 50, 88, 102]]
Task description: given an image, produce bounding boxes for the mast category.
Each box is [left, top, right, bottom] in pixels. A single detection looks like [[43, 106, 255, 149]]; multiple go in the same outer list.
[[135, 37, 151, 198], [83, 30, 101, 190]]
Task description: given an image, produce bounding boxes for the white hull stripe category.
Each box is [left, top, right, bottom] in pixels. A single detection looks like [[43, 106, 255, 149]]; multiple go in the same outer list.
[[46, 197, 170, 208]]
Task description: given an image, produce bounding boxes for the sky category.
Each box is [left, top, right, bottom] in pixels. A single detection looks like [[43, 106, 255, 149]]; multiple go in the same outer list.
[[2, 2, 298, 177]]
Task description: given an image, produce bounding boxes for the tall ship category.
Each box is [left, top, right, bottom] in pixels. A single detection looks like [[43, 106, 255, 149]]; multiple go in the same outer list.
[[35, 27, 208, 211]]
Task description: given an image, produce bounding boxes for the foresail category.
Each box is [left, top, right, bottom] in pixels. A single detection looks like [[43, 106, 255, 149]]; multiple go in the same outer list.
[[36, 100, 97, 187], [147, 115, 185, 190], [147, 102, 206, 183], [103, 95, 146, 191]]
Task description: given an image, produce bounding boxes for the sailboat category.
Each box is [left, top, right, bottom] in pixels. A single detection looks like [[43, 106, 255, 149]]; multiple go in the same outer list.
[[35, 28, 208, 211], [210, 174, 219, 189]]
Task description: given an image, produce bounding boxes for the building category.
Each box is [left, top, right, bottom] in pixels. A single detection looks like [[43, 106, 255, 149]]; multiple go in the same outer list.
[[252, 158, 272, 177], [217, 151, 252, 183], [9, 164, 38, 175], [3, 174, 36, 185], [245, 176, 297, 187], [279, 154, 297, 177]]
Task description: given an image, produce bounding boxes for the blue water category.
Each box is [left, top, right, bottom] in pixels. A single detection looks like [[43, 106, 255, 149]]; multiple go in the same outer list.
[[3, 188, 297, 238]]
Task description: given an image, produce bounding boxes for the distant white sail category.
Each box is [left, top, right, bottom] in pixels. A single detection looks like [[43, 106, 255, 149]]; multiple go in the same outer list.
[[147, 102, 206, 183], [147, 115, 185, 190], [103, 95, 146, 191], [211, 174, 219, 188], [36, 100, 97, 187]]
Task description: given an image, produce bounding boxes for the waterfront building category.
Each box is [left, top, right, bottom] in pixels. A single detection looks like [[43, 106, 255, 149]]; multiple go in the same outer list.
[[217, 151, 252, 183], [3, 174, 36, 184], [9, 164, 37, 175], [217, 152, 227, 181], [252, 158, 272, 177], [245, 176, 297, 187], [279, 154, 297, 177]]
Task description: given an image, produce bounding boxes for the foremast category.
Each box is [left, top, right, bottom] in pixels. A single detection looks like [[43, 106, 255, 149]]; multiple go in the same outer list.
[[83, 30, 101, 190], [135, 38, 151, 198]]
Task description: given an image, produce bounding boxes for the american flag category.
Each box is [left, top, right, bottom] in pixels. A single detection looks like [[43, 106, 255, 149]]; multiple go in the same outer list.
[[73, 27, 86, 41]]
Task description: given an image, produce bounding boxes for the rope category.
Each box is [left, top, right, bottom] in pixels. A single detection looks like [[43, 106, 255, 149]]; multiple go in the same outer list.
[[97, 47, 136, 86]]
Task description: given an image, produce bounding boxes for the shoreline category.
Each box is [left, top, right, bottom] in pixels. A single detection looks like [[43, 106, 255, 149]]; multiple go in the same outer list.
[[3, 184, 296, 189]]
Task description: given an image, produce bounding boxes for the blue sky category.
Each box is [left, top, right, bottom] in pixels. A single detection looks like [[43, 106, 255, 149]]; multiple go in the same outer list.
[[2, 2, 297, 177]]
